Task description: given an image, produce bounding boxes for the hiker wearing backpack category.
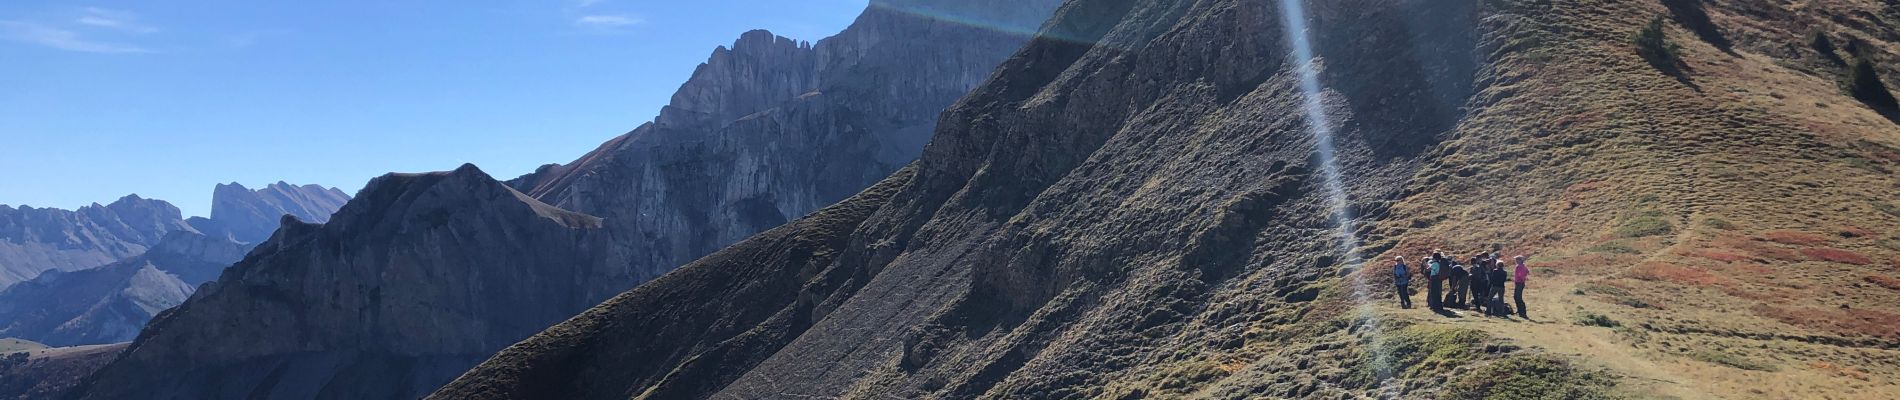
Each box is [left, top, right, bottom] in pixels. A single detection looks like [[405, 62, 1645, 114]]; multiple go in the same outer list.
[[1513, 255, 1530, 319], [1489, 259, 1510, 317], [1392, 256, 1413, 309], [1447, 261, 1469, 309], [1427, 251, 1446, 310]]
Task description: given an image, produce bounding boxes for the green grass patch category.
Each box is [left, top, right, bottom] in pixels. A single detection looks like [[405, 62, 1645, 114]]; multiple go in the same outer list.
[[1574, 312, 1622, 328], [1702, 217, 1736, 230], [1875, 201, 1900, 219], [1689, 350, 1778, 372], [0, 338, 46, 353], [1585, 241, 1640, 254], [1445, 354, 1616, 400], [1615, 211, 1674, 238], [1356, 325, 1492, 383], [1878, 237, 1900, 252], [1843, 157, 1891, 174]]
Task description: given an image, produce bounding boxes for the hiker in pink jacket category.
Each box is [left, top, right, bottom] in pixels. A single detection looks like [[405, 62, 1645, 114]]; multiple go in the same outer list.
[[1512, 255, 1530, 319]]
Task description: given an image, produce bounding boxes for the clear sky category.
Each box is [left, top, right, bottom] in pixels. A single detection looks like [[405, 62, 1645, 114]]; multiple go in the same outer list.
[[0, 0, 870, 217]]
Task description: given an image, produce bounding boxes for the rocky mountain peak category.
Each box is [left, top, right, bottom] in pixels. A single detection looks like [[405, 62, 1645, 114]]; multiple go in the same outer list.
[[0, 194, 194, 288], [655, 30, 820, 128], [204, 179, 350, 244]]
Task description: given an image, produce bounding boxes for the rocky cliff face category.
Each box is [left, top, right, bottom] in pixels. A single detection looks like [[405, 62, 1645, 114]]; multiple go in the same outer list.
[[192, 182, 351, 244], [435, 0, 1900, 399], [0, 231, 247, 347], [0, 195, 193, 289], [72, 164, 627, 400], [516, 0, 1063, 284]]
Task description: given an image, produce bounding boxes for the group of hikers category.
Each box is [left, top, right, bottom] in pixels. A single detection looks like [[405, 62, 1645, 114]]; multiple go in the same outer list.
[[1389, 250, 1529, 319]]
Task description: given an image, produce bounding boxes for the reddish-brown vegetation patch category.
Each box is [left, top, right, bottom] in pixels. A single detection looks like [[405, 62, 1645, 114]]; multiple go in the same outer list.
[[1810, 362, 1872, 381], [1760, 230, 1829, 246], [1753, 305, 1900, 339], [1865, 275, 1900, 291], [1800, 248, 1873, 265], [1715, 234, 1805, 262], [1630, 262, 1726, 286], [1681, 248, 1749, 263]]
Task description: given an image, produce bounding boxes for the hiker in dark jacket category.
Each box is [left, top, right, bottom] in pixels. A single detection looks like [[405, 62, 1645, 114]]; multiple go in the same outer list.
[[1447, 262, 1468, 309], [1392, 256, 1413, 309], [1489, 260, 1510, 316], [1467, 255, 1488, 312], [1427, 251, 1446, 309], [1513, 255, 1530, 319]]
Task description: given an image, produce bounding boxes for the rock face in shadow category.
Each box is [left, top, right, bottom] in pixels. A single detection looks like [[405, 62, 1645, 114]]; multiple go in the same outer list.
[[191, 182, 351, 245], [0, 231, 247, 347], [513, 0, 1064, 286], [0, 196, 193, 289], [73, 164, 624, 400]]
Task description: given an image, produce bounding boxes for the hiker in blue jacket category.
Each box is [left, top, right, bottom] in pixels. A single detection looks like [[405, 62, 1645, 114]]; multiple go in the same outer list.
[[1392, 256, 1413, 309], [1426, 251, 1446, 309]]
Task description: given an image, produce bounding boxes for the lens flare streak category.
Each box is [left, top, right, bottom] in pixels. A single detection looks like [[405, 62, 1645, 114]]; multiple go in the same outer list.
[[1273, 0, 1396, 388]]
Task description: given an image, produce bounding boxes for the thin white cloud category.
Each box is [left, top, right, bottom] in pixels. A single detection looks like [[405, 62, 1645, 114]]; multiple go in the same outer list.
[[574, 14, 643, 33], [0, 20, 153, 54], [574, 0, 608, 8], [75, 7, 157, 34]]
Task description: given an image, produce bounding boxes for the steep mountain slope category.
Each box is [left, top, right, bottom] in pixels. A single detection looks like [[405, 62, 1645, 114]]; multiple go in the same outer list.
[[0, 196, 192, 288], [0, 231, 247, 346], [513, 0, 1063, 282], [191, 182, 351, 244], [436, 0, 1900, 399], [74, 164, 620, 400]]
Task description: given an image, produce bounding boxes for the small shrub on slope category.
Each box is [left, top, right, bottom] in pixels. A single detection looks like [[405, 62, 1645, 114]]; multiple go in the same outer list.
[[1848, 59, 1899, 111], [1633, 16, 1682, 74]]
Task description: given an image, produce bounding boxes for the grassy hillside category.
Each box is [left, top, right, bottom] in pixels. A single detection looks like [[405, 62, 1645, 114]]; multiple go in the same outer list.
[[1357, 0, 1900, 398], [0, 338, 46, 354]]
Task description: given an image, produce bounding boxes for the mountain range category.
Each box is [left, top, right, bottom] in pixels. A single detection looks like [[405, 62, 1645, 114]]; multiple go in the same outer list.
[[69, 1, 1063, 399], [433, 0, 1900, 398], [0, 183, 349, 347], [15, 0, 1900, 399]]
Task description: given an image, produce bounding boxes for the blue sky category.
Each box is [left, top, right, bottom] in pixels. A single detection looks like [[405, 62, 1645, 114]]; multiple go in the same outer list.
[[0, 0, 869, 217]]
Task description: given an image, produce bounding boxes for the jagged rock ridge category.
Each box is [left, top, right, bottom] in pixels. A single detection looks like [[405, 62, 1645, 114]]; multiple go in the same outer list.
[[514, 0, 1064, 285], [0, 196, 192, 289], [191, 181, 352, 244]]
